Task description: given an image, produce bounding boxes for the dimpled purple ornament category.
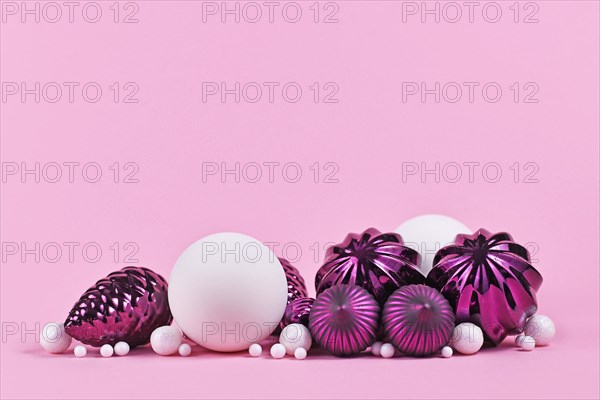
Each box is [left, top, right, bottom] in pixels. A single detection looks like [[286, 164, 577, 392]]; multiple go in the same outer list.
[[427, 229, 543, 345], [316, 228, 424, 306], [382, 284, 455, 356], [309, 285, 379, 356], [276, 257, 308, 331], [64, 266, 172, 347], [283, 297, 314, 327]]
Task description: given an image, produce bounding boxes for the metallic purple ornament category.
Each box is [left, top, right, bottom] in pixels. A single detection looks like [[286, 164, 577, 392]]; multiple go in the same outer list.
[[276, 257, 308, 331], [427, 229, 543, 345], [309, 285, 380, 356], [382, 284, 455, 357], [315, 228, 424, 305], [64, 266, 172, 347], [283, 297, 314, 327]]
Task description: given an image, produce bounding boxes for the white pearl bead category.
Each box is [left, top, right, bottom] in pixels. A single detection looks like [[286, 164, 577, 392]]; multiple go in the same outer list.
[[178, 343, 192, 357], [279, 324, 312, 355], [294, 347, 307, 360], [40, 322, 72, 354], [380, 343, 395, 358], [450, 323, 484, 355], [100, 344, 114, 357], [270, 343, 286, 359], [150, 326, 183, 356], [371, 341, 383, 356], [249, 343, 262, 357], [524, 315, 555, 346], [515, 335, 525, 346], [520, 336, 536, 351], [73, 345, 87, 358], [441, 346, 453, 358], [114, 342, 130, 356]]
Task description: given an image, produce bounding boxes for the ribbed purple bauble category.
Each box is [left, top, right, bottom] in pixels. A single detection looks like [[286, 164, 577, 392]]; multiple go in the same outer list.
[[427, 229, 543, 345], [64, 266, 172, 347], [276, 258, 308, 331], [283, 297, 314, 327], [382, 285, 455, 357], [315, 228, 424, 306], [309, 285, 380, 356]]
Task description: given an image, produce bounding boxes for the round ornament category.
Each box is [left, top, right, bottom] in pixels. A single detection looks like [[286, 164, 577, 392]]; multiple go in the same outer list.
[[100, 344, 113, 357], [114, 341, 130, 356], [279, 323, 312, 355], [382, 285, 455, 357], [169, 232, 288, 352], [427, 229, 543, 345], [276, 258, 308, 331], [74, 345, 87, 358], [40, 322, 72, 354], [450, 323, 484, 355], [524, 315, 555, 346], [309, 285, 380, 357], [283, 297, 314, 327], [150, 326, 183, 356], [178, 343, 192, 357]]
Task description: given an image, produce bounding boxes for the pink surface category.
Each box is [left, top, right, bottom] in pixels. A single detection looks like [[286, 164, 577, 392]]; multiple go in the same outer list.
[[1, 1, 599, 399]]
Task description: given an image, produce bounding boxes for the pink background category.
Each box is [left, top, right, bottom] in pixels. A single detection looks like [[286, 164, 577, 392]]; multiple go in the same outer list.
[[1, 1, 599, 399]]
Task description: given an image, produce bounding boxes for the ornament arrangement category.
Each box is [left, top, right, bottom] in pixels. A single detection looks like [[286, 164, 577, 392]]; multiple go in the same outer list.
[[39, 215, 556, 360]]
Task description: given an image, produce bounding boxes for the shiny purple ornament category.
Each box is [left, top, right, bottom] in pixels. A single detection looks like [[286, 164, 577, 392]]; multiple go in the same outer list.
[[309, 284, 380, 356], [315, 228, 424, 305], [427, 229, 543, 345], [382, 284, 455, 356], [64, 266, 172, 347], [276, 257, 308, 331], [283, 297, 314, 327]]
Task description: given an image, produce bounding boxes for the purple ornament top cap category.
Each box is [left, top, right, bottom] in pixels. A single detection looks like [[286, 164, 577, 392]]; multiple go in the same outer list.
[[316, 228, 424, 305], [427, 229, 543, 345]]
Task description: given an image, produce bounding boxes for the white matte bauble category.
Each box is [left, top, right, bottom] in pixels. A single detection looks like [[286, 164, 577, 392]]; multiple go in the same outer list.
[[524, 315, 555, 346], [150, 326, 183, 356], [40, 322, 72, 354], [395, 214, 470, 275], [450, 323, 484, 355], [169, 232, 288, 352], [279, 324, 312, 355]]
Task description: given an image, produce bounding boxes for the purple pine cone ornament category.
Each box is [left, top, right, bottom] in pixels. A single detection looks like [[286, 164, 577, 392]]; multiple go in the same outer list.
[[382, 284, 455, 356], [276, 257, 308, 331], [64, 266, 172, 347], [315, 228, 424, 306], [427, 229, 543, 345], [309, 285, 380, 356], [283, 297, 314, 327]]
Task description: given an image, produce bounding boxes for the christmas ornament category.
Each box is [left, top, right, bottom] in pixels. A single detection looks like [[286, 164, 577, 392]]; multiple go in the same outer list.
[[382, 285, 455, 357], [169, 232, 288, 352], [178, 343, 192, 357], [371, 341, 383, 356], [73, 345, 86, 358], [520, 336, 536, 351], [524, 315, 555, 345], [395, 214, 470, 275], [276, 258, 308, 331], [309, 285, 380, 357], [114, 341, 130, 356], [450, 323, 484, 355], [100, 344, 113, 357], [64, 266, 172, 347], [380, 343, 395, 358], [427, 229, 543, 345], [40, 322, 72, 354], [294, 347, 307, 360], [441, 346, 453, 358], [315, 228, 424, 305], [249, 343, 262, 357], [270, 343, 286, 359], [150, 326, 183, 356], [279, 323, 312, 355], [283, 297, 314, 327]]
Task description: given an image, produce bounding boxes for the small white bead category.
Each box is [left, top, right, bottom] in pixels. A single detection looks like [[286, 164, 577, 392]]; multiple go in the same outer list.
[[371, 341, 383, 356], [524, 315, 555, 346], [178, 343, 192, 357], [279, 324, 312, 355], [450, 323, 484, 355], [73, 345, 87, 358], [380, 343, 395, 359], [515, 335, 525, 346], [294, 347, 307, 360], [441, 346, 453, 358], [114, 342, 130, 356], [150, 326, 183, 356], [270, 343, 286, 359], [40, 322, 72, 354], [100, 344, 114, 357], [520, 336, 536, 351], [249, 343, 262, 357]]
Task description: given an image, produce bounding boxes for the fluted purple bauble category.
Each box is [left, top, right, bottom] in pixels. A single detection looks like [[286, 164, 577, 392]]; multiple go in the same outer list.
[[276, 258, 308, 331], [382, 284, 455, 356], [427, 229, 543, 345], [316, 228, 424, 306], [309, 285, 379, 356], [64, 266, 172, 347], [283, 297, 314, 327]]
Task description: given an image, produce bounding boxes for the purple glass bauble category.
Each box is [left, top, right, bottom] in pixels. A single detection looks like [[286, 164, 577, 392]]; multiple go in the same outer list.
[[315, 228, 424, 305], [382, 284, 455, 356], [283, 297, 314, 327], [309, 285, 380, 356], [275, 258, 308, 331], [64, 266, 172, 347], [427, 229, 543, 345]]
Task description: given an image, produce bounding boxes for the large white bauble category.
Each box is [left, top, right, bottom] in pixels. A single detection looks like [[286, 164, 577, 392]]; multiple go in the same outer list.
[[395, 214, 470, 275], [169, 232, 288, 352], [524, 315, 555, 346]]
